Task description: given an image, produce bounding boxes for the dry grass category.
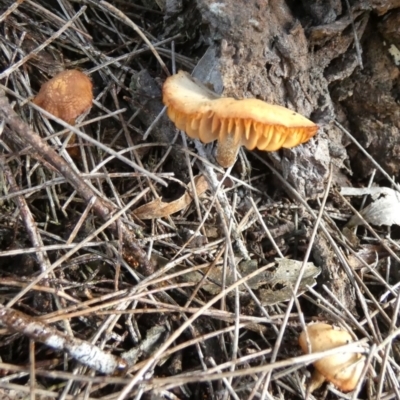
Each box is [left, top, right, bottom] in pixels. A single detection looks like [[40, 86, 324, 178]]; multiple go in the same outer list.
[[0, 1, 399, 399]]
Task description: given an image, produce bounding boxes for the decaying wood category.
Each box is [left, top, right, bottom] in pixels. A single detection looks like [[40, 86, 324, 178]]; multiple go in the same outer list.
[[312, 235, 357, 316], [163, 0, 400, 197], [166, 0, 335, 197], [335, 31, 400, 179]]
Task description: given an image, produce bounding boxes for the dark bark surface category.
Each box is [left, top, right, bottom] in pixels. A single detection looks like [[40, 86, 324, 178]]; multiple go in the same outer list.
[[164, 0, 400, 195]]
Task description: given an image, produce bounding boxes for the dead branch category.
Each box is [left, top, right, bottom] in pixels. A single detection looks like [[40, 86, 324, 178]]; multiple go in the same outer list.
[[0, 305, 128, 374]]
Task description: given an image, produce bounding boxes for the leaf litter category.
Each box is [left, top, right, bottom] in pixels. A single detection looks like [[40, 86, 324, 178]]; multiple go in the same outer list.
[[0, 1, 399, 399], [342, 186, 400, 227]]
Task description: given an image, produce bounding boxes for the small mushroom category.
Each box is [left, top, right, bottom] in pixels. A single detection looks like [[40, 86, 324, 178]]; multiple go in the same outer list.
[[33, 69, 93, 125], [162, 71, 318, 167], [299, 323, 366, 392]]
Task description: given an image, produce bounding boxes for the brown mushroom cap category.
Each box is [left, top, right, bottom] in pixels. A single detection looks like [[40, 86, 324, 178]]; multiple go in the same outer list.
[[33, 69, 93, 124], [299, 323, 366, 392], [162, 71, 318, 167]]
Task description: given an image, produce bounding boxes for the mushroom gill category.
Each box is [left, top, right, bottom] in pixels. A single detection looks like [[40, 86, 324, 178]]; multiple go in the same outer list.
[[162, 70, 318, 167]]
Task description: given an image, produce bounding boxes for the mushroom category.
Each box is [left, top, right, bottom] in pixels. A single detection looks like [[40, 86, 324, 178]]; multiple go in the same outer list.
[[33, 69, 93, 125], [162, 71, 318, 168], [299, 323, 366, 392]]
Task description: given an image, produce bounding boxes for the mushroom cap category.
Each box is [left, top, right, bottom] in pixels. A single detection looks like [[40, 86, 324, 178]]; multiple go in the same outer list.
[[299, 323, 366, 392], [33, 69, 93, 124], [162, 70, 318, 152]]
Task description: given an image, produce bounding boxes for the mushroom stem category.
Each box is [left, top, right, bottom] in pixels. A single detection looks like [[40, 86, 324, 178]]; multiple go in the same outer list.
[[309, 369, 327, 392], [215, 133, 241, 168]]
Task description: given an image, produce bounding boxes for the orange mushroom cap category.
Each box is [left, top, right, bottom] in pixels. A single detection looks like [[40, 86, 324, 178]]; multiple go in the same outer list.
[[33, 69, 93, 125], [162, 70, 318, 167], [299, 323, 366, 392]]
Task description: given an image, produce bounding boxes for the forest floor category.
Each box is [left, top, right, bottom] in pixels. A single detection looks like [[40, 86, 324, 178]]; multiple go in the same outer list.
[[0, 1, 400, 399]]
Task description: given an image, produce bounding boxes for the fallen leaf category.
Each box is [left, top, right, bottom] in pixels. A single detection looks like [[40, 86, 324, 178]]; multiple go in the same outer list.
[[347, 244, 382, 270], [176, 260, 270, 295], [341, 187, 400, 227], [173, 258, 321, 305], [134, 175, 208, 219], [259, 258, 321, 305]]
